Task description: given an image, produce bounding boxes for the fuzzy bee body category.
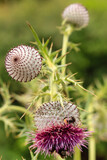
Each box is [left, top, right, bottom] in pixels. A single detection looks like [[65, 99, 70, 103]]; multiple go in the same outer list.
[[64, 116, 76, 125]]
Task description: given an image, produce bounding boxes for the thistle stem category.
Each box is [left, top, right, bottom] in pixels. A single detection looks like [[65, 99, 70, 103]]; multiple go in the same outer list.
[[61, 25, 81, 160], [55, 153, 65, 160], [89, 136, 96, 160], [61, 25, 73, 76], [61, 33, 69, 76], [73, 146, 81, 160], [50, 71, 57, 101], [88, 104, 96, 160], [50, 72, 54, 100]]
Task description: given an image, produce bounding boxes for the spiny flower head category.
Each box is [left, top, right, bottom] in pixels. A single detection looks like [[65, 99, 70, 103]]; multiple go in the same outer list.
[[34, 101, 80, 130], [62, 3, 89, 28], [30, 124, 89, 158], [29, 101, 90, 158], [5, 45, 42, 82]]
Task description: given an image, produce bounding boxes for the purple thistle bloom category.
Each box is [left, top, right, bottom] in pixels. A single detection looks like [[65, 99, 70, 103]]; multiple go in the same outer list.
[[29, 101, 90, 158], [30, 124, 89, 158]]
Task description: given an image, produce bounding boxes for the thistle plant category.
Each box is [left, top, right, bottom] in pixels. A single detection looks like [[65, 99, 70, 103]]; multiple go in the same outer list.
[[0, 3, 100, 160]]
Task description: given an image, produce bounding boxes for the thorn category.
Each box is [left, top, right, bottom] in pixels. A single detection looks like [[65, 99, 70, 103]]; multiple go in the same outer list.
[[42, 38, 44, 44], [74, 79, 82, 82], [55, 53, 59, 60], [45, 36, 51, 45], [20, 112, 26, 119], [61, 51, 69, 59], [50, 42, 53, 49], [65, 62, 72, 66], [49, 42, 53, 54], [55, 51, 70, 64], [69, 72, 78, 78], [30, 41, 37, 45], [77, 81, 83, 84], [58, 62, 72, 68], [48, 36, 52, 41], [26, 21, 31, 27], [78, 84, 97, 97], [57, 48, 62, 52], [65, 73, 72, 79], [78, 107, 89, 112]]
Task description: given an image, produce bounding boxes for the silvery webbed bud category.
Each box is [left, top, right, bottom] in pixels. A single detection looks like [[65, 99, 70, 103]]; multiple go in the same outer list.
[[62, 3, 89, 28], [5, 45, 42, 82]]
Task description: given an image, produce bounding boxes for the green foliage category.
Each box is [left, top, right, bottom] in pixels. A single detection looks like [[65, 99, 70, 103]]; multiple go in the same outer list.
[[0, 0, 107, 160]]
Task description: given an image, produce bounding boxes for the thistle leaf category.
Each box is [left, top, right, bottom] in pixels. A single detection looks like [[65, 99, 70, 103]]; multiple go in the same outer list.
[[44, 37, 51, 48], [27, 22, 42, 50]]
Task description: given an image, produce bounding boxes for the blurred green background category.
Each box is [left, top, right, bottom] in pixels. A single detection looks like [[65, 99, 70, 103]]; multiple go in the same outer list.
[[0, 0, 107, 159]]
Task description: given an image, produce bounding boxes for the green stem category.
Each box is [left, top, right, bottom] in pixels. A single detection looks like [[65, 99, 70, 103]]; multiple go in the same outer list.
[[88, 104, 96, 160], [61, 33, 69, 76], [55, 153, 65, 160], [50, 71, 57, 101], [89, 136, 96, 160], [73, 146, 81, 160], [50, 72, 54, 100], [61, 25, 73, 76]]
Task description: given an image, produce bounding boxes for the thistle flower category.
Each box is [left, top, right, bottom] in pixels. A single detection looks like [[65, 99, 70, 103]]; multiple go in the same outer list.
[[5, 45, 42, 82], [34, 101, 80, 130], [62, 3, 89, 28], [29, 101, 89, 158]]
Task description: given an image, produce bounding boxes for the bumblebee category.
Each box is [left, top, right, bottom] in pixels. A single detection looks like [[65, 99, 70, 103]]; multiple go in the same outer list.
[[64, 116, 75, 124]]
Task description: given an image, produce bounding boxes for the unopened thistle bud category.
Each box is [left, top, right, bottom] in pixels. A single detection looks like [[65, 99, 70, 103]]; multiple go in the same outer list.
[[5, 45, 42, 82], [29, 101, 90, 158], [62, 3, 89, 28]]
